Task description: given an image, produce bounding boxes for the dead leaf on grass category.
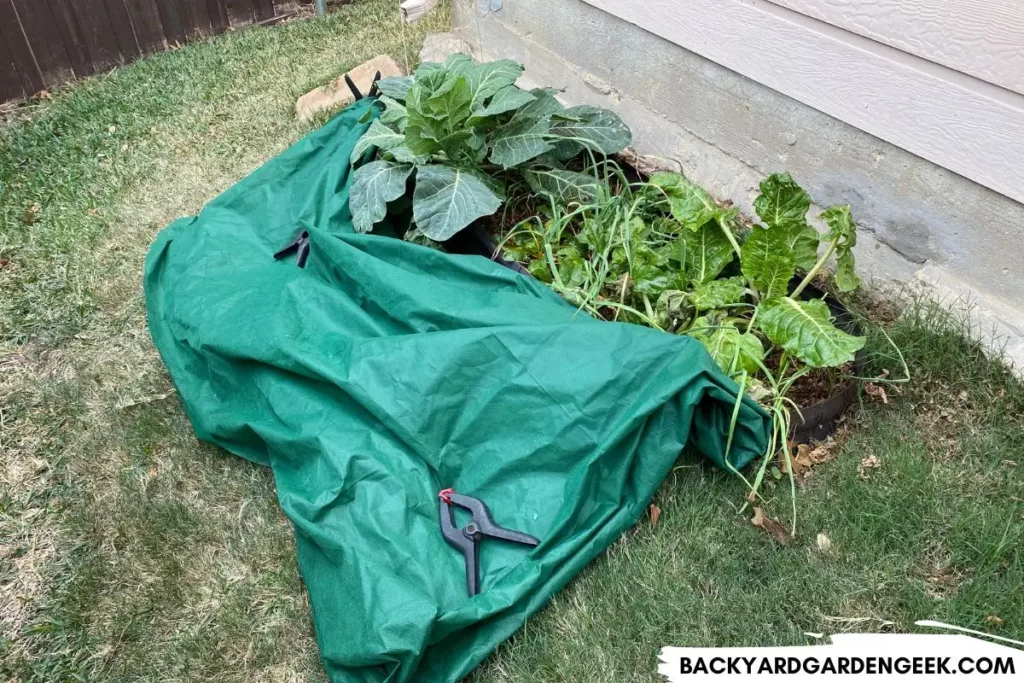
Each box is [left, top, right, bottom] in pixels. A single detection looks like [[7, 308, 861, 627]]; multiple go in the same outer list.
[[858, 455, 882, 480], [649, 503, 661, 527], [116, 391, 172, 410], [751, 507, 792, 545], [21, 202, 41, 226], [864, 383, 888, 404], [816, 533, 832, 554], [780, 440, 836, 480], [985, 616, 1003, 627]]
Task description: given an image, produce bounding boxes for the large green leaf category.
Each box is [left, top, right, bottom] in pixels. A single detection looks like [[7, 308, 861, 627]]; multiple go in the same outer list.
[[757, 297, 865, 368], [649, 172, 721, 231], [420, 76, 473, 128], [350, 119, 405, 164], [412, 165, 502, 241], [376, 76, 414, 101], [473, 84, 535, 119], [753, 172, 819, 270], [386, 145, 429, 165], [522, 168, 598, 204], [688, 318, 764, 376], [488, 116, 553, 169], [510, 89, 564, 122], [754, 172, 810, 232], [404, 84, 445, 156], [548, 105, 631, 154], [786, 224, 820, 272], [741, 227, 795, 299], [820, 204, 860, 292], [349, 161, 414, 234], [462, 58, 524, 110], [691, 276, 746, 311], [379, 95, 408, 132], [666, 221, 734, 285], [821, 205, 859, 292]]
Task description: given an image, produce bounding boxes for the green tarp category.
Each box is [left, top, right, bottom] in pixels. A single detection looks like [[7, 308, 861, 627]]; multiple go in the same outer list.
[[144, 100, 771, 682]]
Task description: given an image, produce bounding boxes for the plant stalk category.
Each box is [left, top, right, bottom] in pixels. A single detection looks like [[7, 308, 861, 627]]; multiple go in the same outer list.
[[792, 238, 839, 299]]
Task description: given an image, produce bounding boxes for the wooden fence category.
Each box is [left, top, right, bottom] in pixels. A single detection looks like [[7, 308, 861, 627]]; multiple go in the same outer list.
[[0, 0, 294, 104]]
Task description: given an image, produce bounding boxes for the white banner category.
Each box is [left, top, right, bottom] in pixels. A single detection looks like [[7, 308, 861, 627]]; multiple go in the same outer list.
[[659, 623, 1023, 682]]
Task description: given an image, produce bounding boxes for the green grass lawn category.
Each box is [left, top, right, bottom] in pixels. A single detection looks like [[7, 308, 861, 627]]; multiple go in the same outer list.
[[1, 1, 1021, 680]]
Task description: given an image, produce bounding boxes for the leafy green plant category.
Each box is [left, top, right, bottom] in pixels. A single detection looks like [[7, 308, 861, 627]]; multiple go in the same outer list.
[[509, 169, 865, 375], [347, 54, 632, 241], [502, 164, 891, 531]]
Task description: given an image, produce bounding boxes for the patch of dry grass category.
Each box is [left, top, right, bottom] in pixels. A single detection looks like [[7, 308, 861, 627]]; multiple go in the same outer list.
[[0, 2, 449, 679]]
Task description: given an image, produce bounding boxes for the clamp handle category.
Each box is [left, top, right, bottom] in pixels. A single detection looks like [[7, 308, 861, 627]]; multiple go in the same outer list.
[[344, 70, 383, 101], [273, 229, 310, 268], [439, 498, 480, 595], [448, 492, 540, 546], [438, 490, 540, 597]]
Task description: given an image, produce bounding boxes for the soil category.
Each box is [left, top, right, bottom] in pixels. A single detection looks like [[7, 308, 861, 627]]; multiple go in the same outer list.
[[765, 349, 857, 407]]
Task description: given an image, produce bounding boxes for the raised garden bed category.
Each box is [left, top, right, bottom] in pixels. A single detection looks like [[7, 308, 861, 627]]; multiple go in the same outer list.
[[347, 53, 884, 512], [441, 222, 865, 447]]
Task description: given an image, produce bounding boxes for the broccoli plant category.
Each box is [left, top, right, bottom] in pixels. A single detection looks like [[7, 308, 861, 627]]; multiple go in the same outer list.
[[348, 54, 632, 241]]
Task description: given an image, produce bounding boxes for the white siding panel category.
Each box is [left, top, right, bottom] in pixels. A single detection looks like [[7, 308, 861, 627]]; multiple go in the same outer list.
[[582, 0, 1024, 204], [765, 0, 1024, 95]]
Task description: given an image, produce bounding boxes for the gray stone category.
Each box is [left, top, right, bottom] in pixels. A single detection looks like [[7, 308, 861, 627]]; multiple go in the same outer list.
[[295, 55, 404, 122]]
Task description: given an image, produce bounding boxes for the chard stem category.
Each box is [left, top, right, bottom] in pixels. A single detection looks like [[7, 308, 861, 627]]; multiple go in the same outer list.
[[792, 238, 838, 299]]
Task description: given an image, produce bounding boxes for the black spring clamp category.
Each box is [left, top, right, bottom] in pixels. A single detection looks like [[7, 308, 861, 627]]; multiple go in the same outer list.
[[438, 488, 540, 596], [273, 229, 310, 268], [344, 69, 382, 101]]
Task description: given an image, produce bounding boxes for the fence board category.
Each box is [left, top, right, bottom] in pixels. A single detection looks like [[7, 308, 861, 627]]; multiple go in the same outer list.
[[0, 0, 45, 95], [47, 0, 96, 78], [102, 0, 142, 59], [154, 0, 187, 45], [253, 0, 275, 22], [69, 0, 123, 72], [0, 0, 285, 103], [0, 32, 27, 101], [225, 0, 256, 27], [10, 0, 74, 84], [185, 0, 214, 35], [206, 0, 229, 33], [124, 0, 168, 54]]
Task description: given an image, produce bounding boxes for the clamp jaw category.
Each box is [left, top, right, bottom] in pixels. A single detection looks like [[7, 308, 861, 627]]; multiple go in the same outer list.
[[273, 229, 310, 268], [438, 489, 539, 596]]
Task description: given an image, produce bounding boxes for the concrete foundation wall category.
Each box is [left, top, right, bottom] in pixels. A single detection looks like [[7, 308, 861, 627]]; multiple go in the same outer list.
[[447, 0, 1024, 369]]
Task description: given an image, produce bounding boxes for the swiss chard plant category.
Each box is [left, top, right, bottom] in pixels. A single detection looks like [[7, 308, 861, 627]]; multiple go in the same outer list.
[[502, 166, 883, 530], [348, 54, 632, 241], [506, 169, 865, 378], [648, 170, 864, 377]]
